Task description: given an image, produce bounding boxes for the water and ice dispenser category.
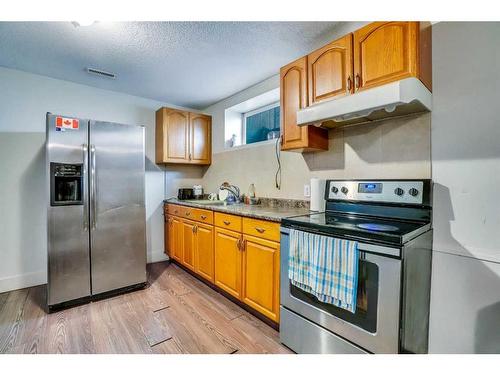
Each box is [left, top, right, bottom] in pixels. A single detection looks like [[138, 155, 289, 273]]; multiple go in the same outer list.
[[50, 163, 83, 206]]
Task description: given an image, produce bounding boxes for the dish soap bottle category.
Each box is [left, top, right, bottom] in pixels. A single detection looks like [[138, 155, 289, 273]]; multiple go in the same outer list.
[[248, 183, 256, 198]]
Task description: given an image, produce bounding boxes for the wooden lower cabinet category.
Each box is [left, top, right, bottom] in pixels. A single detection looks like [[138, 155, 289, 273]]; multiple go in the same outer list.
[[166, 216, 183, 262], [165, 204, 281, 323], [194, 223, 214, 282], [181, 219, 196, 271], [214, 227, 243, 299], [241, 235, 280, 322]]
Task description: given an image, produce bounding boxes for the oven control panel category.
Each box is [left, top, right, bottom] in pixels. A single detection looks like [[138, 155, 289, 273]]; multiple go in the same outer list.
[[326, 180, 426, 205]]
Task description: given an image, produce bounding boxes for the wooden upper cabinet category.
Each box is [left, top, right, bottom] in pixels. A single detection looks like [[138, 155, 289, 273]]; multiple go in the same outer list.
[[156, 107, 212, 165], [189, 113, 211, 165], [308, 34, 354, 105], [280, 57, 328, 152], [353, 22, 432, 92]]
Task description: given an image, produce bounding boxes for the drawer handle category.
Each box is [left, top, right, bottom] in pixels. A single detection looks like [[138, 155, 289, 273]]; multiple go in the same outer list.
[[223, 220, 231, 225], [201, 215, 207, 220], [255, 227, 266, 233], [185, 212, 191, 216], [174, 210, 178, 214]]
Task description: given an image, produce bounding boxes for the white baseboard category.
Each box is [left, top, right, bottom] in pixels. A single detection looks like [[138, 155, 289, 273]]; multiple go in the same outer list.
[[147, 249, 169, 264], [0, 270, 47, 294]]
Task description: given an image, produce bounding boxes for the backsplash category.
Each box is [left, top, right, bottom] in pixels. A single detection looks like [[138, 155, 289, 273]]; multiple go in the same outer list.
[[198, 113, 431, 200]]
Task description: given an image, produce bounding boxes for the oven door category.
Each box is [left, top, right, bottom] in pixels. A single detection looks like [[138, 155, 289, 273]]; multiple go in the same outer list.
[[280, 227, 402, 354]]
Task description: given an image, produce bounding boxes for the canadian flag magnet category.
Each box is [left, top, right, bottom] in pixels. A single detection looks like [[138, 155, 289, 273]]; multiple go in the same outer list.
[[56, 117, 79, 130]]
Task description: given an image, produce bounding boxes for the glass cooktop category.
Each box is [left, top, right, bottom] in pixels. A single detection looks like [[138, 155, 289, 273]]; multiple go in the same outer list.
[[282, 212, 430, 245]]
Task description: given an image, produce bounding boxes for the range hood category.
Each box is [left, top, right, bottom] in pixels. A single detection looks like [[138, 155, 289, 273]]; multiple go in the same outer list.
[[297, 77, 432, 128]]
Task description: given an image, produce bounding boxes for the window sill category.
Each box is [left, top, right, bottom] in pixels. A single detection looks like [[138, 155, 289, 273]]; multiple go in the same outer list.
[[219, 139, 278, 154]]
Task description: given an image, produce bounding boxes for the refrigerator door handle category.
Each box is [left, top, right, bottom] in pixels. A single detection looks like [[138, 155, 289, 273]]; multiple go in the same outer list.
[[90, 144, 97, 229], [82, 144, 89, 231]]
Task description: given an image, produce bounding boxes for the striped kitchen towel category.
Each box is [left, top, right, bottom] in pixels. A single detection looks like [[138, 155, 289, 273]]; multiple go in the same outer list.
[[288, 229, 359, 313]]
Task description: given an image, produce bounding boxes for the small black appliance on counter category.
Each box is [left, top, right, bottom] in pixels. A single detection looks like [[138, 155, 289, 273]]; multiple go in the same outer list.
[[178, 188, 194, 200]]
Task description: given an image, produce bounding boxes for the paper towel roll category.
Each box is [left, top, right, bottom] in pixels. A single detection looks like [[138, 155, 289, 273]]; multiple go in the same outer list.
[[310, 178, 326, 212]]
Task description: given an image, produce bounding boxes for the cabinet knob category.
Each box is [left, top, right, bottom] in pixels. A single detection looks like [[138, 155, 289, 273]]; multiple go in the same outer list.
[[223, 220, 231, 225], [355, 74, 361, 89], [347, 76, 352, 91], [201, 215, 207, 220]]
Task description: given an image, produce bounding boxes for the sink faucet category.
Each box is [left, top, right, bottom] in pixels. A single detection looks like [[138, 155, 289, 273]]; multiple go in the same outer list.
[[219, 182, 240, 201]]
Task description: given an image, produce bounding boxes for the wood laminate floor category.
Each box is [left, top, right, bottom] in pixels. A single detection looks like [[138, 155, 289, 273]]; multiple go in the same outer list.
[[0, 262, 292, 354]]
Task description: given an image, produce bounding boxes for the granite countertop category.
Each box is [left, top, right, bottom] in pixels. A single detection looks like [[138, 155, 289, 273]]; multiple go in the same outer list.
[[164, 198, 312, 222]]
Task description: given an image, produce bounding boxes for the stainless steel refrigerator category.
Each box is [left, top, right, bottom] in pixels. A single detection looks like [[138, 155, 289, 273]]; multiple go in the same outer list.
[[46, 113, 147, 310]]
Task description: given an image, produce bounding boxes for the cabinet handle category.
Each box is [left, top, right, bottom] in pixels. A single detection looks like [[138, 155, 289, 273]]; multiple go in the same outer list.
[[242, 239, 247, 251], [223, 220, 231, 226], [192, 225, 198, 233], [355, 74, 361, 89], [174, 210, 178, 214], [347, 76, 352, 91], [236, 238, 242, 250], [201, 215, 207, 220], [185, 211, 191, 216], [255, 227, 266, 234], [189, 153, 192, 161]]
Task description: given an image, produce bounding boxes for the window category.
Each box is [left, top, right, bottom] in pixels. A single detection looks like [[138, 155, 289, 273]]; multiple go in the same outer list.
[[243, 103, 280, 145], [224, 88, 280, 149]]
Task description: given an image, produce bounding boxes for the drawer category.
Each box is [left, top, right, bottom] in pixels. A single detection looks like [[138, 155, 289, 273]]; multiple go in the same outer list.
[[242, 217, 280, 242], [214, 212, 242, 232], [192, 208, 213, 224], [167, 204, 184, 216]]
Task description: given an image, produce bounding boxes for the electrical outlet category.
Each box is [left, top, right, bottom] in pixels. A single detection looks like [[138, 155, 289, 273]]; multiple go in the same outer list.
[[304, 184, 311, 197]]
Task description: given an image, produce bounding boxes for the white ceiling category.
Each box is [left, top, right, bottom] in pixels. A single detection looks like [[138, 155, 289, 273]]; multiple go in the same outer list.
[[0, 22, 340, 109]]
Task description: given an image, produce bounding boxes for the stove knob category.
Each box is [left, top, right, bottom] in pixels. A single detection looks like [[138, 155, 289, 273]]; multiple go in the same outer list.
[[331, 186, 338, 194], [341, 187, 348, 195], [394, 187, 404, 196], [409, 188, 419, 197]]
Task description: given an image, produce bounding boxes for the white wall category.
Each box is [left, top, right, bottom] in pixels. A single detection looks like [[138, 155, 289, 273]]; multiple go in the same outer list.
[[0, 66, 194, 292], [428, 22, 500, 353]]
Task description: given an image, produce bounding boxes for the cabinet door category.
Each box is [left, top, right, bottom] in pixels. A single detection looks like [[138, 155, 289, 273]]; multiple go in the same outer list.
[[156, 108, 189, 163], [280, 57, 328, 152], [308, 34, 353, 105], [168, 216, 183, 262], [181, 219, 196, 271], [165, 216, 172, 256], [280, 57, 309, 150], [214, 227, 242, 299], [353, 22, 418, 92], [241, 235, 280, 322], [194, 223, 214, 282], [189, 113, 211, 165]]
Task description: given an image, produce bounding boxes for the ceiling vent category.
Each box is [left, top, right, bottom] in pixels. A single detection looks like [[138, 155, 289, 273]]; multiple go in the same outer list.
[[86, 67, 116, 79]]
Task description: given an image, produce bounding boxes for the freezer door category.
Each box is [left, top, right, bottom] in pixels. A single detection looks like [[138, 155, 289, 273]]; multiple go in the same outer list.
[[89, 121, 146, 295], [46, 113, 91, 306]]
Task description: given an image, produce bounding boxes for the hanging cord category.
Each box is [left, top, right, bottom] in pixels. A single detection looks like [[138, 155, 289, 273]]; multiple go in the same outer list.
[[275, 135, 281, 190]]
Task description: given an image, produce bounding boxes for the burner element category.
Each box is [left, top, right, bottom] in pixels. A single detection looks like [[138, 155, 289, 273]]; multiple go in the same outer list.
[[357, 223, 400, 232]]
